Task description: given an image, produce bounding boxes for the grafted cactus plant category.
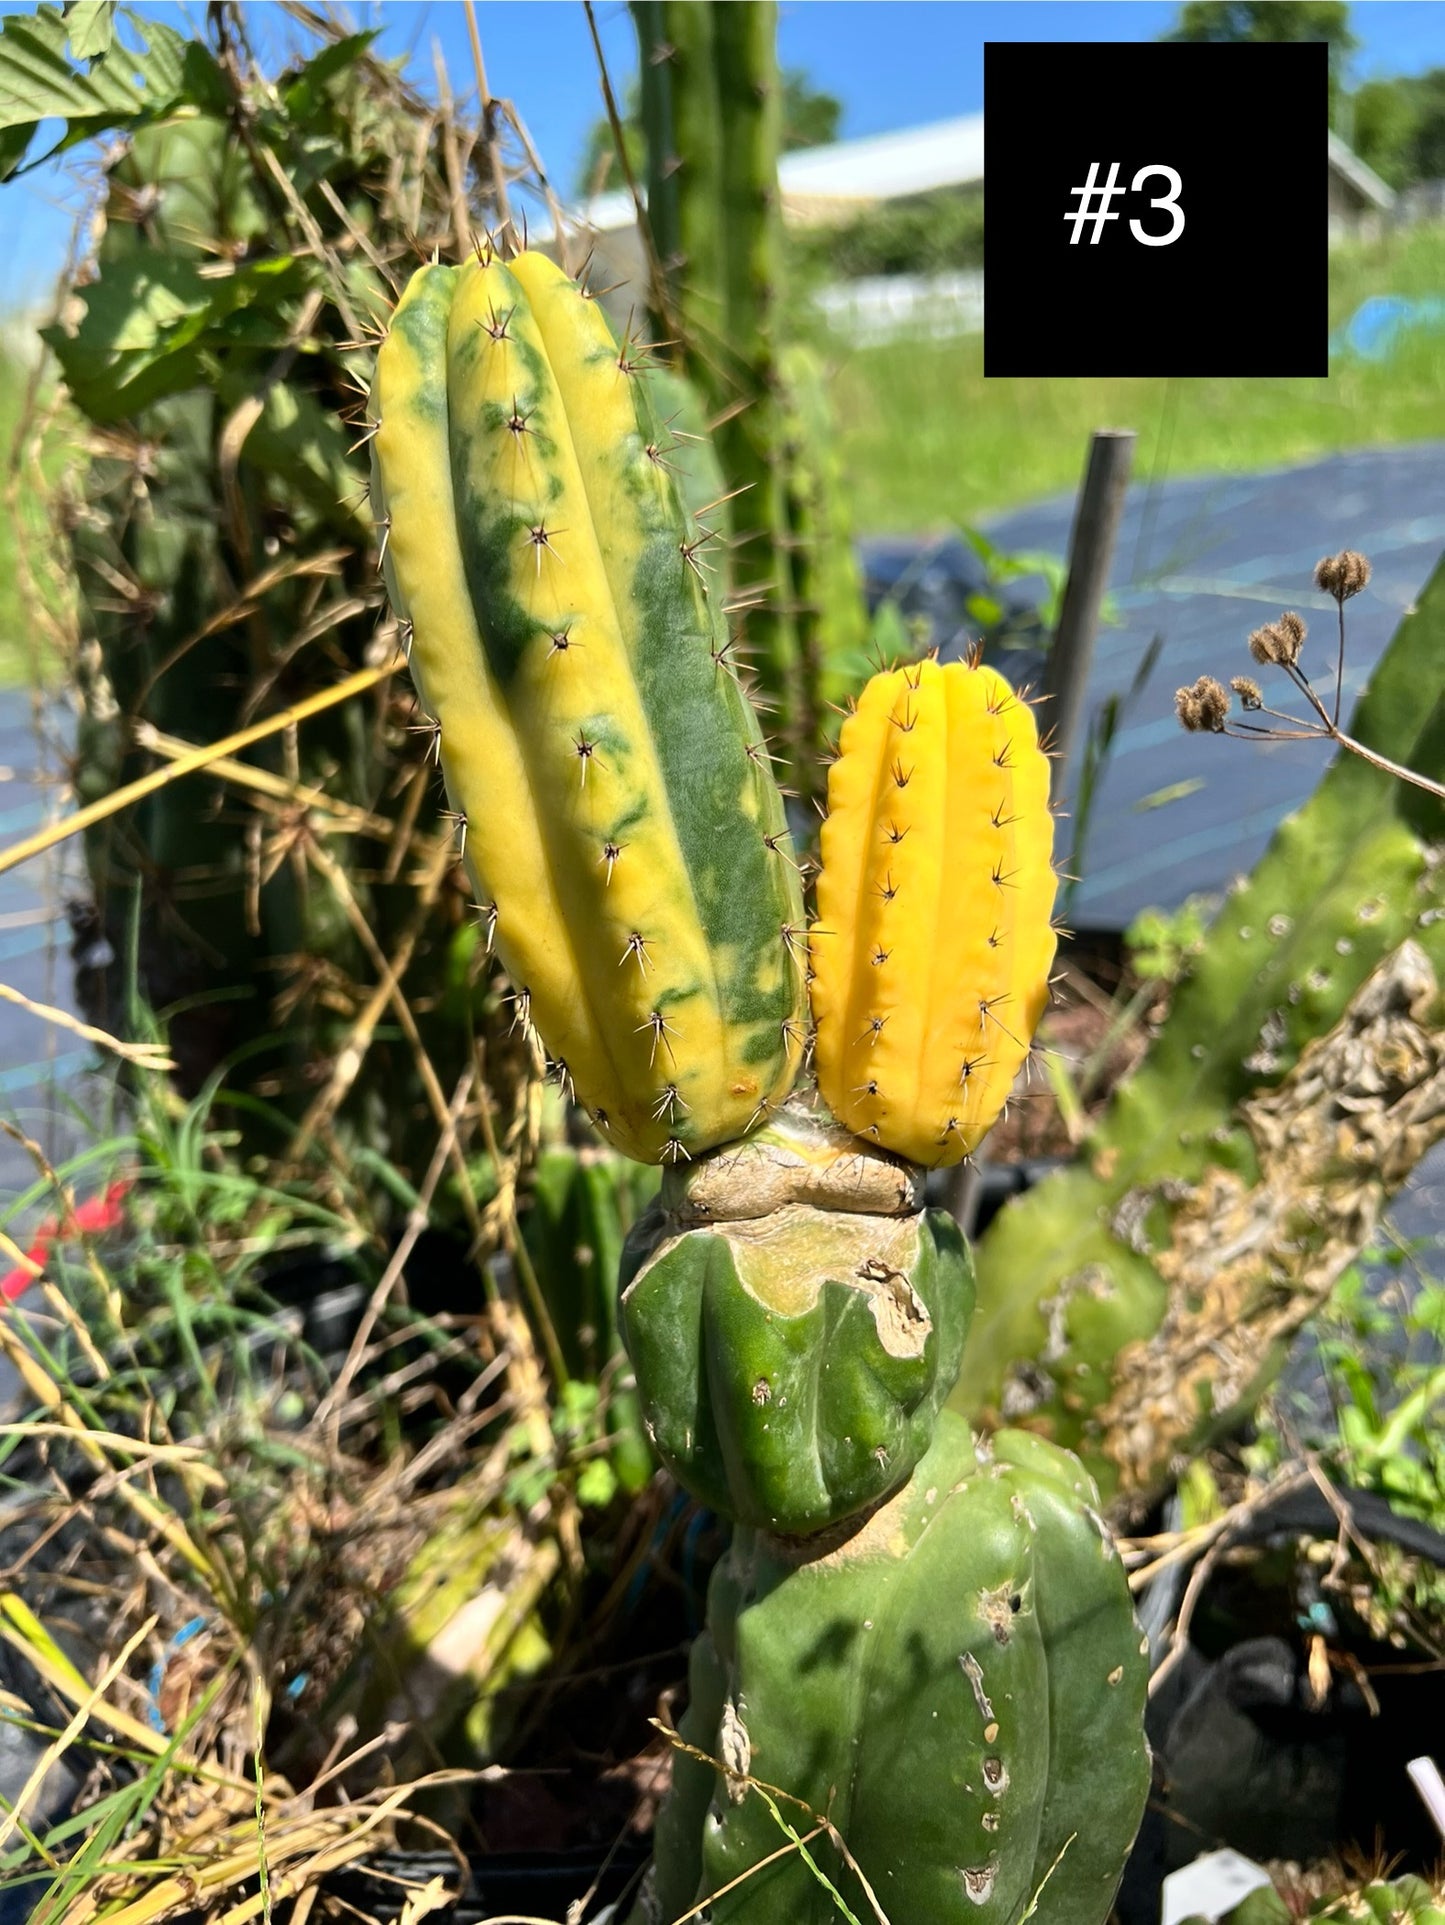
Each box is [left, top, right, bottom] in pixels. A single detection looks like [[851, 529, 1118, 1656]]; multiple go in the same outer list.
[[370, 244, 1148, 1923]]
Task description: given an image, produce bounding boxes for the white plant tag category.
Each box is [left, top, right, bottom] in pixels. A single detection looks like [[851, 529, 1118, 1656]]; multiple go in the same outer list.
[[1160, 1848, 1274, 1925]]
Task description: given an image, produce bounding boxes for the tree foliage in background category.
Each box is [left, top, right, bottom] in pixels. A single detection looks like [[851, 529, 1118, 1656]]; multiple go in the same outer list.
[[1162, 0, 1356, 117], [786, 185, 984, 287], [575, 64, 840, 197], [1163, 1, 1355, 54], [1163, 1, 1445, 190], [1354, 68, 1445, 190]]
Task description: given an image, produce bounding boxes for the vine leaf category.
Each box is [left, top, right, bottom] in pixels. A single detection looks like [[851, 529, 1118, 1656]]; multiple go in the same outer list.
[[0, 4, 201, 178]]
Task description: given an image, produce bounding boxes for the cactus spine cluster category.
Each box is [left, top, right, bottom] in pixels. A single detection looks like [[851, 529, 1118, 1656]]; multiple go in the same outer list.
[[369, 249, 805, 1164], [370, 244, 1146, 1924], [811, 656, 1057, 1165]]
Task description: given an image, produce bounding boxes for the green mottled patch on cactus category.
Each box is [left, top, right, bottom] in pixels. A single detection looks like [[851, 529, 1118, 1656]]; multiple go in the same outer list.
[[641, 1411, 1149, 1925]]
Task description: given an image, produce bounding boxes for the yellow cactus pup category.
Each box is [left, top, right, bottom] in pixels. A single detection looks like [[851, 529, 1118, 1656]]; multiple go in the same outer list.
[[810, 653, 1057, 1166]]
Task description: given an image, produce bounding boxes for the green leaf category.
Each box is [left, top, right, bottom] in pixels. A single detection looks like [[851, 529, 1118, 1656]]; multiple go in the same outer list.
[[575, 1458, 618, 1509], [0, 4, 196, 178], [64, 0, 113, 61], [43, 251, 312, 422], [281, 29, 377, 119]]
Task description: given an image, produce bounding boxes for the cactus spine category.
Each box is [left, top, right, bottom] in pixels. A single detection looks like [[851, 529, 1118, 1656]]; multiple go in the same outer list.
[[369, 250, 806, 1164], [810, 657, 1057, 1165]]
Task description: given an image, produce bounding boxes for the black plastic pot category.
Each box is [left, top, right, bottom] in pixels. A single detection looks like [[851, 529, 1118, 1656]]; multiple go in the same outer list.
[[1116, 1480, 1445, 1924]]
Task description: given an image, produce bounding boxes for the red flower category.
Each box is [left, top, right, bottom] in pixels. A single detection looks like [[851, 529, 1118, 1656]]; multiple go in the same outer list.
[[1, 1180, 132, 1303]]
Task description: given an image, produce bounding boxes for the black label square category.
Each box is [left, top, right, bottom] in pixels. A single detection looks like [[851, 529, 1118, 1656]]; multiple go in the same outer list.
[[984, 41, 1328, 378]]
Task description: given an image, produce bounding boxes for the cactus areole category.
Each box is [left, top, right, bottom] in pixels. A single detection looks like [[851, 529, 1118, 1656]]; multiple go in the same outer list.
[[369, 250, 806, 1165], [369, 249, 1142, 1925]]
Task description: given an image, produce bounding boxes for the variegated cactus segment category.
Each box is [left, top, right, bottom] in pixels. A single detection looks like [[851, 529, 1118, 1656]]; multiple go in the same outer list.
[[370, 251, 805, 1163], [809, 656, 1056, 1166]]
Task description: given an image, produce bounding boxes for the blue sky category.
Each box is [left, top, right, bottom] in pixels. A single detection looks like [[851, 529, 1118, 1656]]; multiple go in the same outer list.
[[4, 0, 1445, 309]]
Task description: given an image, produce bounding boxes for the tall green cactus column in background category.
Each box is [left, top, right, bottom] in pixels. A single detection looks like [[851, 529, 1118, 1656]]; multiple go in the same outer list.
[[370, 246, 1148, 1924], [631, 0, 869, 787]]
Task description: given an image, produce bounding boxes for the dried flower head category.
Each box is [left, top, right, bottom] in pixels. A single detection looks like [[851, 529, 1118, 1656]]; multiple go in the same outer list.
[[1231, 675, 1264, 710], [1176, 675, 1230, 733], [1314, 549, 1372, 601], [1248, 623, 1286, 666], [1247, 615, 1303, 668], [1276, 611, 1306, 652]]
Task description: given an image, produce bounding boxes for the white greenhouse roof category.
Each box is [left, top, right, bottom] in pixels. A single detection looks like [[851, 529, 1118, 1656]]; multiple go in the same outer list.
[[779, 113, 985, 201], [542, 112, 986, 240]]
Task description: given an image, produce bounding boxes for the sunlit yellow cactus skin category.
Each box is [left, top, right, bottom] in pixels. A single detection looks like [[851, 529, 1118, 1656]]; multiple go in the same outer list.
[[369, 251, 805, 1164], [809, 656, 1056, 1166]]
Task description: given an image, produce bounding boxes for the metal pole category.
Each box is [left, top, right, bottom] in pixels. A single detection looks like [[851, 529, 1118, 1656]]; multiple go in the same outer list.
[[1044, 428, 1136, 801]]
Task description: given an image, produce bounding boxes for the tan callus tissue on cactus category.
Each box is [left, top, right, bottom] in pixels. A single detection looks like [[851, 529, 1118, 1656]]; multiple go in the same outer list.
[[809, 653, 1059, 1165]]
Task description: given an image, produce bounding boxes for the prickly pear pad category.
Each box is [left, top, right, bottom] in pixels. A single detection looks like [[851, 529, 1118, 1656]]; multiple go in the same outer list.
[[618, 1104, 973, 1532], [642, 1412, 1150, 1925], [368, 251, 805, 1163], [810, 656, 1057, 1165]]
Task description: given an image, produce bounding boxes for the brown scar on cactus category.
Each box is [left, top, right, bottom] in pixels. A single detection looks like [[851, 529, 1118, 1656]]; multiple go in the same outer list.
[[979, 1580, 1026, 1646]]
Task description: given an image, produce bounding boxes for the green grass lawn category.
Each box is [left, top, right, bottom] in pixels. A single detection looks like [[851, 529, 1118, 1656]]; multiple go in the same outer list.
[[829, 224, 1445, 531]]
